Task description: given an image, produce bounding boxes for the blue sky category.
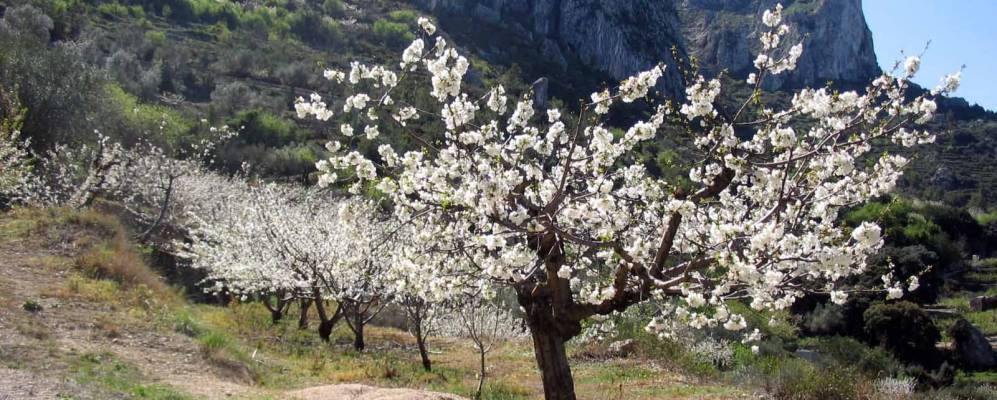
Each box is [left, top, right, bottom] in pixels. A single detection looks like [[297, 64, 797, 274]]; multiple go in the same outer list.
[[863, 1, 997, 111]]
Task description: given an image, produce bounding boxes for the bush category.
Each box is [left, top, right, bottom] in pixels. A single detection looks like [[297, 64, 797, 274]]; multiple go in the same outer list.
[[322, 0, 346, 17], [765, 357, 865, 400], [0, 18, 109, 149], [388, 10, 419, 23], [1, 4, 54, 43], [372, 19, 415, 46], [863, 301, 942, 367], [797, 336, 901, 377], [22, 299, 42, 313], [289, 11, 341, 47], [144, 30, 167, 46], [225, 110, 305, 148], [96, 2, 130, 19]]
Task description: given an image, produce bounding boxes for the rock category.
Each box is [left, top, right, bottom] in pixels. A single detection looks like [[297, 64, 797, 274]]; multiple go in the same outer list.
[[969, 296, 997, 312], [415, 0, 880, 97], [794, 349, 819, 362], [531, 77, 549, 110], [948, 319, 997, 370], [608, 339, 637, 357]]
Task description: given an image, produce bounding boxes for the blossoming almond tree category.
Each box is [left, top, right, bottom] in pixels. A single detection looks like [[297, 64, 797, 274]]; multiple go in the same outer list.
[[297, 6, 961, 399], [177, 174, 402, 346]]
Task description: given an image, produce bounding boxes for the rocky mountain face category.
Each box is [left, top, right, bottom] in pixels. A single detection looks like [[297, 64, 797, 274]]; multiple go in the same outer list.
[[415, 0, 881, 96]]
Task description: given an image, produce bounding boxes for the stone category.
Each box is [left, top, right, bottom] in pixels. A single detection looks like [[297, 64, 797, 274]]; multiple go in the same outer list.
[[531, 77, 549, 110], [608, 339, 637, 357], [948, 318, 997, 370], [794, 348, 819, 362], [969, 296, 997, 312]]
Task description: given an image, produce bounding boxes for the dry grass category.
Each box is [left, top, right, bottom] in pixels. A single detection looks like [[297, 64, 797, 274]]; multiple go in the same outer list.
[[74, 235, 168, 295]]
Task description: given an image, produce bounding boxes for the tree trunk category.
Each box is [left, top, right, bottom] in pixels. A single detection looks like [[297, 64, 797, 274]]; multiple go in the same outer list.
[[518, 283, 579, 400], [313, 292, 342, 342], [298, 298, 312, 329], [139, 175, 175, 243], [475, 348, 486, 400], [416, 331, 432, 372], [318, 318, 335, 342], [529, 326, 575, 400], [261, 294, 287, 324], [352, 318, 365, 351]]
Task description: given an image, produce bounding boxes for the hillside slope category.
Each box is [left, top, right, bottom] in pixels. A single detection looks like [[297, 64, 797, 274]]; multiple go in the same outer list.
[[0, 207, 755, 399]]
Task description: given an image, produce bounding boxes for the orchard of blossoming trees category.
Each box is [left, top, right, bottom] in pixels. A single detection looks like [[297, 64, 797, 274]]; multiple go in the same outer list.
[[291, 4, 963, 398], [0, 3, 967, 399]]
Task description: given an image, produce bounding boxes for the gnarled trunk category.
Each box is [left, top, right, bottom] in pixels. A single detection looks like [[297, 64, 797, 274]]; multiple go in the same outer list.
[[529, 325, 574, 400], [351, 309, 366, 351], [313, 290, 342, 342], [517, 237, 581, 400], [261, 291, 290, 325], [298, 298, 313, 329]]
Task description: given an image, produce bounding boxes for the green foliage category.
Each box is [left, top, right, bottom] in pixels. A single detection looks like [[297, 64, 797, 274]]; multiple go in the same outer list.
[[70, 352, 196, 399], [387, 10, 419, 23], [863, 301, 941, 366], [0, 21, 108, 148], [797, 336, 901, 377], [97, 2, 131, 19], [372, 19, 415, 46], [197, 330, 231, 354], [322, 0, 346, 17], [104, 84, 194, 147], [764, 357, 863, 400], [976, 210, 997, 225], [21, 299, 43, 313], [144, 29, 167, 46], [289, 11, 341, 47], [227, 110, 304, 147]]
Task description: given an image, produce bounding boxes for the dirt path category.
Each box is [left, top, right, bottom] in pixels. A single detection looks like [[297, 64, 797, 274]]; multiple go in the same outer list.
[[288, 384, 467, 400], [0, 232, 267, 399]]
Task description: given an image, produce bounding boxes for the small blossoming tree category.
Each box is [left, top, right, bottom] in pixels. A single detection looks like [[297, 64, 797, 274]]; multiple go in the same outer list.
[[297, 6, 961, 399]]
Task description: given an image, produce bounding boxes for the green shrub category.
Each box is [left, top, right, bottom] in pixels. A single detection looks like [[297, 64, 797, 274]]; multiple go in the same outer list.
[[797, 336, 901, 376], [289, 11, 341, 47], [388, 10, 419, 23], [766, 358, 863, 400], [322, 0, 346, 17], [21, 299, 42, 313], [96, 2, 129, 19], [144, 30, 167, 46], [372, 19, 415, 46], [863, 301, 941, 367], [197, 330, 231, 354]]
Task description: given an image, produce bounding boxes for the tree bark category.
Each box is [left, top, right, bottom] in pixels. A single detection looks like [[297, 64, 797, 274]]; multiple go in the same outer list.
[[314, 292, 343, 342], [261, 293, 289, 325], [298, 298, 313, 329], [529, 326, 575, 400], [352, 314, 365, 351], [519, 280, 579, 400], [475, 348, 486, 400], [416, 330, 432, 372], [139, 175, 175, 243]]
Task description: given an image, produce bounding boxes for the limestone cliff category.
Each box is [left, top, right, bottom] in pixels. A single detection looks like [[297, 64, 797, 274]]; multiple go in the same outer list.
[[415, 0, 880, 95]]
